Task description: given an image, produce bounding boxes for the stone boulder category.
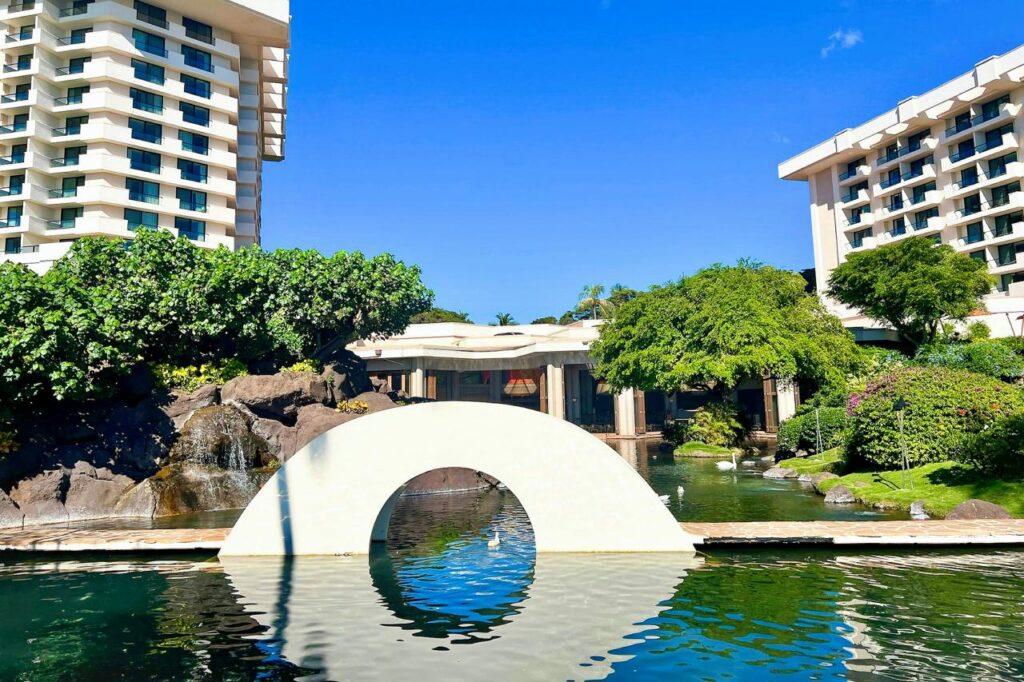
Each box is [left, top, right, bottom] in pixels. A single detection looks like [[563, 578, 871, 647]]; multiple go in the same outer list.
[[114, 465, 273, 518], [404, 468, 497, 495], [763, 467, 798, 479], [0, 489, 23, 529], [321, 349, 373, 401], [159, 384, 219, 431], [824, 485, 856, 505], [10, 469, 69, 525], [63, 462, 135, 522], [353, 391, 398, 413], [810, 472, 839, 493], [171, 405, 271, 470], [946, 499, 1011, 520], [221, 373, 331, 422]]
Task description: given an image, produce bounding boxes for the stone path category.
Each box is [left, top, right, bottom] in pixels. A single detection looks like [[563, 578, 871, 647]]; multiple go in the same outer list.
[[2, 520, 1024, 554]]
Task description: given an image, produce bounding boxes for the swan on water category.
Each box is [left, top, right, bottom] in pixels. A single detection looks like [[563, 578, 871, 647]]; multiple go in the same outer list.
[[677, 485, 685, 496], [716, 453, 738, 471], [487, 531, 501, 548], [658, 494, 671, 504]]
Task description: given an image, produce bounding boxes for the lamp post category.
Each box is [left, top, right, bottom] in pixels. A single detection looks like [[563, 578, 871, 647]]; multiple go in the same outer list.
[[893, 397, 912, 490]]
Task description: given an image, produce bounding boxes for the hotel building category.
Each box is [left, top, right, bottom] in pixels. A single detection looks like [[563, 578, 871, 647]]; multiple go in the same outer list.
[[0, 0, 289, 272], [780, 44, 1024, 338], [350, 321, 800, 438]]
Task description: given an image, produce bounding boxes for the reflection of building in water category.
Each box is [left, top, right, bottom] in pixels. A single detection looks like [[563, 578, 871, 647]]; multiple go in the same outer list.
[[222, 553, 700, 681], [350, 322, 799, 436]]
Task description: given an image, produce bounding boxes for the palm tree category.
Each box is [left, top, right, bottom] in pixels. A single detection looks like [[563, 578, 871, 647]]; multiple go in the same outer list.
[[578, 284, 614, 320], [494, 312, 516, 326]]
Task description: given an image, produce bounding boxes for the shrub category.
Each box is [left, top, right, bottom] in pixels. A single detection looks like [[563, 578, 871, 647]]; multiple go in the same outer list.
[[686, 402, 744, 448], [281, 359, 320, 374], [914, 340, 1024, 381], [661, 419, 690, 446], [336, 399, 369, 414], [956, 413, 1024, 474], [153, 358, 248, 393], [0, 431, 17, 457], [966, 321, 991, 341], [846, 367, 1024, 469], [777, 407, 848, 454]]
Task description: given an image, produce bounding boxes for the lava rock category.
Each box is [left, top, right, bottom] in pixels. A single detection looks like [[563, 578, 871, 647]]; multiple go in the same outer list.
[[63, 462, 135, 522], [353, 391, 399, 413], [824, 485, 856, 505], [946, 499, 1011, 520], [221, 373, 331, 422], [10, 469, 69, 525], [404, 468, 497, 495], [0, 489, 23, 529], [160, 384, 219, 431], [171, 405, 271, 470], [763, 467, 798, 479], [321, 350, 373, 401]]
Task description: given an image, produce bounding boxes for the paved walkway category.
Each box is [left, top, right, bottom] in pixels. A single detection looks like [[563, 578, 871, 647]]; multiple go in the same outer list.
[[2, 520, 1024, 554]]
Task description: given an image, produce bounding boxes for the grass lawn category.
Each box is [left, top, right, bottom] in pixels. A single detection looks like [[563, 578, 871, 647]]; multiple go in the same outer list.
[[817, 462, 1024, 518], [779, 448, 843, 476], [673, 441, 741, 458]]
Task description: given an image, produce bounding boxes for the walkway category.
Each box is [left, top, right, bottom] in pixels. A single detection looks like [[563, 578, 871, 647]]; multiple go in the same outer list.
[[4, 520, 1024, 554]]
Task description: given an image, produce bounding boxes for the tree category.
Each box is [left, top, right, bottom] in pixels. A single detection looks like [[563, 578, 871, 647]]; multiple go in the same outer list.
[[591, 261, 862, 395], [410, 307, 472, 324], [577, 284, 614, 320], [827, 236, 993, 350], [494, 312, 516, 326], [530, 316, 558, 324], [608, 284, 638, 308]]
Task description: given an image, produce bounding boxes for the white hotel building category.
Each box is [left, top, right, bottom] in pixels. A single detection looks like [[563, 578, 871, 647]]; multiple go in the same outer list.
[[0, 0, 289, 272], [780, 44, 1024, 338]]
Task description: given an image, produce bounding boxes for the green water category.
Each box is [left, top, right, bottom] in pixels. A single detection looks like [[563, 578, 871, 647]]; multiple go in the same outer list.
[[1, 490, 1023, 680]]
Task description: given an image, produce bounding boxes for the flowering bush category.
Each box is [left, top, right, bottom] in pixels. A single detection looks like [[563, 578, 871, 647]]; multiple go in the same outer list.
[[336, 400, 369, 414], [152, 359, 248, 393], [281, 359, 320, 374], [846, 367, 1024, 469], [914, 339, 1024, 381]]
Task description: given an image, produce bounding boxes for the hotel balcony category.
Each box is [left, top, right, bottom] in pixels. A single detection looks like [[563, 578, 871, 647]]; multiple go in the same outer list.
[[842, 211, 875, 230], [876, 164, 936, 197], [947, 161, 1024, 201], [954, 220, 1024, 250], [837, 163, 870, 186], [942, 131, 1019, 172], [910, 214, 944, 234], [943, 101, 1021, 142], [837, 187, 870, 208], [874, 137, 937, 171], [843, 235, 877, 254]]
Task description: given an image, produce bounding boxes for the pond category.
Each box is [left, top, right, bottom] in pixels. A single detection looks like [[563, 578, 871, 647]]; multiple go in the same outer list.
[[2, 489, 1023, 680]]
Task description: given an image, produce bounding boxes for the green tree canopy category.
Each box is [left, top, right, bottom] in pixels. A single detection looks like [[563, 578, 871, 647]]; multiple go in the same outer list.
[[410, 307, 472, 324], [591, 261, 862, 394], [827, 236, 992, 349], [494, 312, 516, 326], [0, 230, 432, 412], [530, 316, 558, 324]]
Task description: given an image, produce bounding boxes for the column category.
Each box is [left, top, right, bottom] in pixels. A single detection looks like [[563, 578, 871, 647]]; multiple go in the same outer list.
[[545, 364, 565, 419], [776, 378, 798, 423], [614, 388, 637, 437], [564, 366, 581, 423], [408, 360, 426, 398]]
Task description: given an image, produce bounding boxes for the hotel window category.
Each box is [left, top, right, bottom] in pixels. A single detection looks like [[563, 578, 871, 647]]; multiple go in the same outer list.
[[909, 156, 929, 178], [991, 181, 1020, 208], [888, 194, 903, 212], [984, 124, 1012, 151], [134, 1, 167, 29], [848, 205, 868, 225], [129, 117, 161, 144], [5, 205, 22, 227], [180, 102, 209, 126], [133, 29, 167, 58], [965, 222, 984, 245], [882, 142, 898, 163], [181, 74, 211, 99], [913, 208, 939, 230], [851, 228, 872, 248], [981, 94, 1011, 121], [11, 83, 29, 102], [175, 217, 205, 241], [997, 243, 1019, 267], [15, 53, 31, 70], [884, 168, 900, 188], [131, 59, 164, 85], [178, 130, 208, 155], [953, 139, 975, 162], [65, 27, 90, 45], [63, 85, 89, 105], [995, 211, 1022, 237], [130, 88, 163, 114], [840, 157, 865, 180], [63, 115, 88, 135], [989, 153, 1017, 179], [907, 130, 928, 151], [969, 250, 987, 264], [66, 57, 90, 75], [181, 45, 213, 73], [912, 182, 935, 205], [57, 175, 83, 198], [128, 148, 161, 173], [962, 194, 982, 216], [11, 113, 27, 132], [952, 111, 971, 133], [125, 208, 158, 231], [3, 236, 20, 254], [57, 206, 82, 228], [126, 177, 159, 204], [176, 187, 206, 212], [6, 174, 24, 194], [960, 166, 978, 188], [177, 159, 207, 183], [1001, 273, 1024, 292], [890, 217, 906, 237], [183, 17, 214, 44]]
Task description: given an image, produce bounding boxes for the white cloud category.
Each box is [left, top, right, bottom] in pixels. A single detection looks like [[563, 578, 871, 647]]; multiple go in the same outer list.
[[821, 29, 863, 58]]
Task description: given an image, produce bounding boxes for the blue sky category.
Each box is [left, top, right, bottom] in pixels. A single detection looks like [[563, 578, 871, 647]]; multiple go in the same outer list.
[[262, 0, 1024, 323]]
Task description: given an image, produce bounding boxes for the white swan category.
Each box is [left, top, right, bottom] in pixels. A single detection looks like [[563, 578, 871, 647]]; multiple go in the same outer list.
[[716, 453, 737, 471], [658, 494, 671, 505], [487, 531, 501, 549], [676, 485, 685, 496]]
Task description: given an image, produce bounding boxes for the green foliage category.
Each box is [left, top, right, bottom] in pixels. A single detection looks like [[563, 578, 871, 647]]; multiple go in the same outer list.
[[846, 367, 1024, 469], [686, 402, 744, 448], [673, 441, 738, 457], [530, 316, 558, 324], [0, 230, 432, 413], [777, 408, 849, 453], [914, 339, 1024, 380], [956, 413, 1024, 475], [494, 312, 516, 326], [592, 261, 862, 394], [152, 359, 248, 393], [281, 359, 320, 374], [827, 237, 993, 349], [410, 307, 471, 324], [336, 399, 369, 414], [0, 431, 18, 457], [779, 448, 844, 475], [967, 321, 991, 341]]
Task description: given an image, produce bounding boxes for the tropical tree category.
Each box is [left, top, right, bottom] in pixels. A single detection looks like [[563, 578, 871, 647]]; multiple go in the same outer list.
[[530, 316, 558, 324], [494, 312, 516, 326], [608, 284, 638, 308], [591, 261, 862, 395], [578, 284, 614, 320], [411, 307, 472, 324], [827, 236, 993, 350]]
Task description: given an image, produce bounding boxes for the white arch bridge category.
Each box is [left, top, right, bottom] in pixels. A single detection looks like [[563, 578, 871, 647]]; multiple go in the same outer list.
[[219, 402, 698, 556]]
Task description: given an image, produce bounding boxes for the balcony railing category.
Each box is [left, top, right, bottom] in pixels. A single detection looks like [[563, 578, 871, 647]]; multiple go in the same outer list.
[[841, 189, 865, 203], [55, 64, 85, 76], [3, 61, 31, 73], [911, 216, 937, 230], [132, 132, 161, 144], [135, 41, 168, 58], [57, 34, 87, 46], [53, 95, 83, 106], [179, 230, 205, 242], [997, 253, 1018, 267], [58, 4, 89, 17], [0, 185, 21, 196], [0, 218, 21, 227], [137, 13, 168, 29], [48, 187, 77, 198], [944, 104, 1010, 137], [0, 92, 28, 103], [875, 141, 926, 167], [0, 154, 24, 164], [838, 166, 865, 181], [5, 29, 33, 42], [50, 157, 80, 167], [179, 201, 207, 213], [132, 100, 163, 114], [128, 192, 159, 204], [47, 218, 77, 229], [6, 2, 36, 13], [50, 127, 82, 136], [185, 27, 214, 45], [4, 244, 38, 254], [949, 146, 976, 163], [0, 122, 26, 134]]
